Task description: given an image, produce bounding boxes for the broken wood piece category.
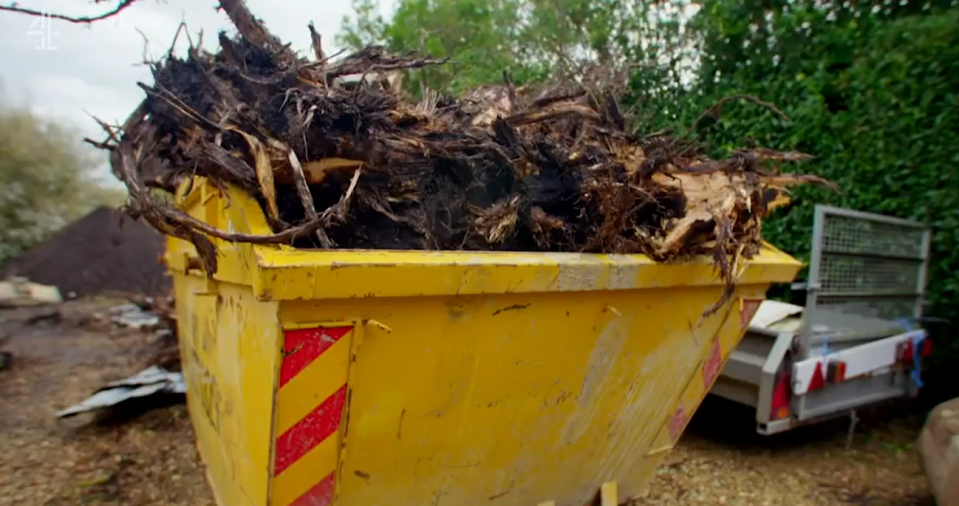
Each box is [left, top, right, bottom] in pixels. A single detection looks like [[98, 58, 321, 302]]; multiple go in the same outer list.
[[299, 158, 365, 185], [288, 148, 333, 248], [228, 128, 279, 220]]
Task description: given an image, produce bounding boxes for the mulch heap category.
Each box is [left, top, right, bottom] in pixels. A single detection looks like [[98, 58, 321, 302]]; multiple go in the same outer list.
[[0, 206, 170, 298], [90, 0, 832, 315]]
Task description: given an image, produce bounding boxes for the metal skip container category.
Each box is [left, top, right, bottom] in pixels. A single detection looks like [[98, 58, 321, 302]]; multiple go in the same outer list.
[[166, 178, 802, 506]]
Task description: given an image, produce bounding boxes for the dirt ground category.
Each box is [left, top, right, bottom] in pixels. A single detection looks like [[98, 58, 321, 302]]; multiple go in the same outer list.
[[0, 299, 211, 506], [645, 399, 933, 506], [0, 300, 935, 506]]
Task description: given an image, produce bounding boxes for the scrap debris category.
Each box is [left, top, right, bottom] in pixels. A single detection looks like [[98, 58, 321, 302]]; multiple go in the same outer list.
[[55, 365, 185, 418], [79, 291, 180, 371], [0, 277, 62, 308], [54, 293, 183, 419], [122, 292, 180, 371], [106, 303, 161, 330], [91, 0, 832, 314]]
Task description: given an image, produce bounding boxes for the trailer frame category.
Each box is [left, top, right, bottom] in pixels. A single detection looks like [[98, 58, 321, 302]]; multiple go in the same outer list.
[[711, 205, 934, 435]]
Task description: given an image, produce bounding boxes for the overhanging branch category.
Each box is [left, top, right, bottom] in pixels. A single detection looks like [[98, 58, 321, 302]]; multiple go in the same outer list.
[[0, 0, 142, 24]]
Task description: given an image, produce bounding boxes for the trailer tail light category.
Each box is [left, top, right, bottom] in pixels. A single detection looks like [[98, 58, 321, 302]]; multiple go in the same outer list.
[[827, 360, 847, 384], [896, 340, 914, 363], [770, 371, 791, 420], [807, 361, 826, 391], [896, 337, 931, 368]]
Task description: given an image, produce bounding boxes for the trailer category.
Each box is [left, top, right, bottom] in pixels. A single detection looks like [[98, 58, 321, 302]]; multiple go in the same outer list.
[[710, 205, 934, 435]]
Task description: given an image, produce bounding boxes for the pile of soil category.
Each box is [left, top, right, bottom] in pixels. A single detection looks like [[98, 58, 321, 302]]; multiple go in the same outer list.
[[0, 207, 170, 298], [92, 0, 831, 314]]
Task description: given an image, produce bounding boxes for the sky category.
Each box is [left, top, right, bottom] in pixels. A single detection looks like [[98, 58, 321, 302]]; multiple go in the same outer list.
[[0, 0, 396, 184]]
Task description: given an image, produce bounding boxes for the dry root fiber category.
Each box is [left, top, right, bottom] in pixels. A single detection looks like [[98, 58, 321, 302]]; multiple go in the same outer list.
[[91, 0, 833, 316]]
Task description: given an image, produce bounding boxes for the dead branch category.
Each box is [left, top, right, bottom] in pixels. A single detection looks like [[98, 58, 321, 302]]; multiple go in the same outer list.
[[506, 103, 603, 126], [167, 21, 188, 59], [326, 50, 451, 80], [111, 139, 360, 275], [307, 22, 328, 86], [692, 94, 791, 132], [0, 0, 142, 23], [288, 148, 333, 248], [217, 0, 292, 60], [133, 27, 150, 66]]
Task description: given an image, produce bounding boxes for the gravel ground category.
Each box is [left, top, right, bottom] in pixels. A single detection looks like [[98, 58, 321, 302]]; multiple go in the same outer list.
[[0, 300, 935, 506], [645, 398, 933, 506]]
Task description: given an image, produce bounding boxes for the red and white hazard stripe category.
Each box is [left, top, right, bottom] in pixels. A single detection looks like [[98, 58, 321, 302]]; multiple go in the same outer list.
[[271, 326, 353, 506]]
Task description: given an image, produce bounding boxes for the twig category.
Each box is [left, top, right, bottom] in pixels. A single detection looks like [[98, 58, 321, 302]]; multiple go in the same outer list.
[[0, 0, 142, 23], [84, 113, 120, 144], [326, 55, 451, 80], [506, 104, 602, 127], [341, 167, 361, 213], [225, 48, 349, 87], [137, 82, 221, 132], [602, 89, 626, 131], [302, 48, 347, 71], [641, 128, 673, 139], [157, 202, 338, 244], [743, 147, 814, 162], [133, 27, 150, 66], [692, 94, 790, 132], [273, 43, 293, 58], [83, 137, 114, 150], [167, 21, 187, 58]]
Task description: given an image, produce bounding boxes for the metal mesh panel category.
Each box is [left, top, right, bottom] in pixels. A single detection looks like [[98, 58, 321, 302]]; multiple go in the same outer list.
[[811, 206, 929, 321], [819, 255, 923, 293], [820, 213, 926, 259], [815, 295, 917, 320]]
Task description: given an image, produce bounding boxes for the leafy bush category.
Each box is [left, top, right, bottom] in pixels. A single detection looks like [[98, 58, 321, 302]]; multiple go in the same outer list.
[[688, 3, 959, 374], [0, 99, 126, 265]]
